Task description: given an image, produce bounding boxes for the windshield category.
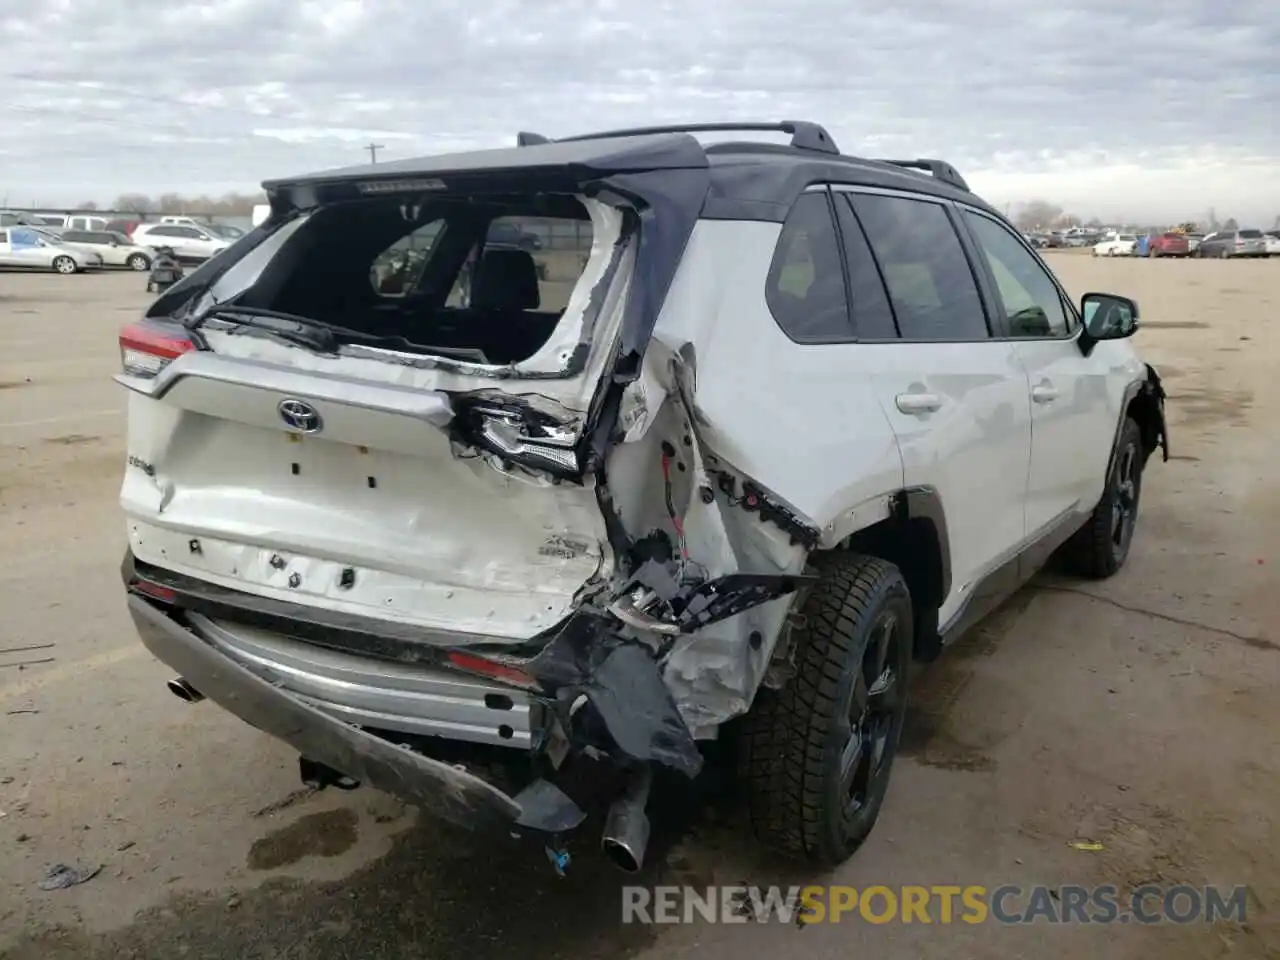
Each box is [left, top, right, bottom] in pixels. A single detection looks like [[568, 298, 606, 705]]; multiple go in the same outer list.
[[209, 224, 245, 239], [33, 229, 65, 245]]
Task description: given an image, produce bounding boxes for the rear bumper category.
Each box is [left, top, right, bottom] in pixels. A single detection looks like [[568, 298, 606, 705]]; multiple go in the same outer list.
[[126, 594, 524, 829]]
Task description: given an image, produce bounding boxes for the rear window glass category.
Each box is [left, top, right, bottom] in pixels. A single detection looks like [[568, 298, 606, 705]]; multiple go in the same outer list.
[[1238, 229, 1262, 239], [225, 195, 597, 366]]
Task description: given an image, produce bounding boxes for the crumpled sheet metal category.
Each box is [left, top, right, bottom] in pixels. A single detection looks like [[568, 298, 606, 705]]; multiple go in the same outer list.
[[530, 615, 704, 779]]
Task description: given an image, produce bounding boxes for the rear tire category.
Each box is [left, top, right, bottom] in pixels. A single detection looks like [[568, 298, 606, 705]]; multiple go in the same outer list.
[[740, 554, 912, 866], [52, 255, 77, 275], [127, 253, 151, 271], [1063, 417, 1144, 579]]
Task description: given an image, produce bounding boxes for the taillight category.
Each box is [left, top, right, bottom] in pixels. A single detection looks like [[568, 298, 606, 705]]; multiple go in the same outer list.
[[456, 396, 582, 477], [119, 321, 194, 377]]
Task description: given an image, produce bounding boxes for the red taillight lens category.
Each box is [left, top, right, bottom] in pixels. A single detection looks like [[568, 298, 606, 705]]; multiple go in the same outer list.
[[445, 650, 538, 689], [119, 321, 193, 377]]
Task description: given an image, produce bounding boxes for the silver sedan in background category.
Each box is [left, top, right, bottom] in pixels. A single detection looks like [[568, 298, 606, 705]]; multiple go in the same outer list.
[[0, 226, 98, 273]]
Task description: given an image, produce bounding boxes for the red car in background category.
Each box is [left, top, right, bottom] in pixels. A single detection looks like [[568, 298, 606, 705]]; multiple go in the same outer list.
[[1147, 232, 1191, 257], [102, 219, 142, 238]]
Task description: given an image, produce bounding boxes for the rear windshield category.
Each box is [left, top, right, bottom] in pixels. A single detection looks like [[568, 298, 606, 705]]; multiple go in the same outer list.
[[207, 195, 595, 366], [1161, 233, 1184, 240], [1238, 229, 1262, 239]]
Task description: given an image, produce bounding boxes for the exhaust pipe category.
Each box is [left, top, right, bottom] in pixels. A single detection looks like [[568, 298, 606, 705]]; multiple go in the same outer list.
[[601, 765, 652, 873], [166, 677, 205, 704]]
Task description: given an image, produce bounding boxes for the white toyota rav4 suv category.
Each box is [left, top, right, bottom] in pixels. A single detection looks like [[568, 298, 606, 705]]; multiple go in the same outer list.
[[116, 121, 1167, 873]]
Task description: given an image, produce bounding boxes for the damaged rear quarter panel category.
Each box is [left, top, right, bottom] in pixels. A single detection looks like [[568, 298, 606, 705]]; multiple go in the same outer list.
[[603, 218, 907, 732]]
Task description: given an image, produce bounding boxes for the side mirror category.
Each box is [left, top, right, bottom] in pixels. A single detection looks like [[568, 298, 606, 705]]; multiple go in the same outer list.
[[1079, 292, 1139, 354]]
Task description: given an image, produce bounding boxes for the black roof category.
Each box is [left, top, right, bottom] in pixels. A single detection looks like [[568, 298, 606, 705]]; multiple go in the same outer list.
[[263, 122, 995, 223]]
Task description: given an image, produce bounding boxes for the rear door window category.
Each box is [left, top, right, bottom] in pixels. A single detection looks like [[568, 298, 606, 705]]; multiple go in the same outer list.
[[765, 191, 853, 341], [851, 193, 989, 341]]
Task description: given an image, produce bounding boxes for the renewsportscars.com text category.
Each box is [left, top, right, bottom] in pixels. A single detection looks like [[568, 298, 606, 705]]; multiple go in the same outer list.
[[621, 884, 1250, 926]]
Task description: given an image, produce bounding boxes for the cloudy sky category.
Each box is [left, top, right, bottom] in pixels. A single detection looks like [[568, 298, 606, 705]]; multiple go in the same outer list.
[[2, 0, 1277, 222]]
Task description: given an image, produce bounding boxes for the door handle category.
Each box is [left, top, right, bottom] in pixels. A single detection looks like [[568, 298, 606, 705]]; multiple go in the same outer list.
[[895, 392, 942, 415], [1031, 381, 1059, 404]]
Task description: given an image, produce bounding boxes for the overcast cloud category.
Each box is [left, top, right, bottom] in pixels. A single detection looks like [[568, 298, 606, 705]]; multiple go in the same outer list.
[[2, 0, 1277, 221]]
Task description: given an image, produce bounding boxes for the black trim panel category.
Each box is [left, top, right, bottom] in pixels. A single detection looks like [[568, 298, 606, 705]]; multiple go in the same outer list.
[[898, 486, 952, 602], [938, 507, 1086, 646]]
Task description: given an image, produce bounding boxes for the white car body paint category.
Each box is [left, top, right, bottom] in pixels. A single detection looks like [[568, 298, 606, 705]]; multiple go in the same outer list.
[[120, 200, 630, 641]]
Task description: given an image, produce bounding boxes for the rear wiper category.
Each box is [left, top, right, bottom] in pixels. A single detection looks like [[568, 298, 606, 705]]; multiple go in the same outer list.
[[188, 305, 343, 352]]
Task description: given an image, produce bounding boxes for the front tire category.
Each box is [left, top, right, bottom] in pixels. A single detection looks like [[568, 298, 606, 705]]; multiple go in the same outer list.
[[1064, 417, 1144, 579], [127, 253, 151, 271], [740, 554, 912, 866], [52, 255, 77, 275]]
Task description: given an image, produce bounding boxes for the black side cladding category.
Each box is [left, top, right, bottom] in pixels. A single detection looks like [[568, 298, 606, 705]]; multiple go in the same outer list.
[[1144, 363, 1170, 462], [529, 614, 704, 779]]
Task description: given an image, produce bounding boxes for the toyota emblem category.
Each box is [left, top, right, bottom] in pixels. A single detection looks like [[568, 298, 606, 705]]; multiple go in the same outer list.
[[278, 398, 323, 433]]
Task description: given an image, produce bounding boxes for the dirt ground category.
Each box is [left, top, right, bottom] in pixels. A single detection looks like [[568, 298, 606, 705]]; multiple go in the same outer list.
[[1, 258, 1277, 959]]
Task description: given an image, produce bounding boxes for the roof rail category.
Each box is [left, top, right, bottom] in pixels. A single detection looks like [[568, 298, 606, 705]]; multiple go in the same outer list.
[[878, 158, 970, 192], [515, 121, 840, 155]]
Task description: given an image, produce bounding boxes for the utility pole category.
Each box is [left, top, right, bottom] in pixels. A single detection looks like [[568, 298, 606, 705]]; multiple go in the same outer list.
[[365, 142, 385, 164]]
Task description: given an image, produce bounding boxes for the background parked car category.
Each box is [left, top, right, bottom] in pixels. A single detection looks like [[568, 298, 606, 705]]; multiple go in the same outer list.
[[157, 218, 243, 240], [0, 226, 96, 273], [60, 229, 154, 270], [207, 223, 245, 240], [1185, 233, 1205, 254], [1264, 231, 1280, 256], [132, 223, 231, 262], [0, 211, 50, 227], [28, 227, 104, 268], [486, 220, 543, 251], [1196, 230, 1267, 258], [102, 219, 143, 238], [1093, 233, 1137, 257], [1147, 232, 1191, 257]]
